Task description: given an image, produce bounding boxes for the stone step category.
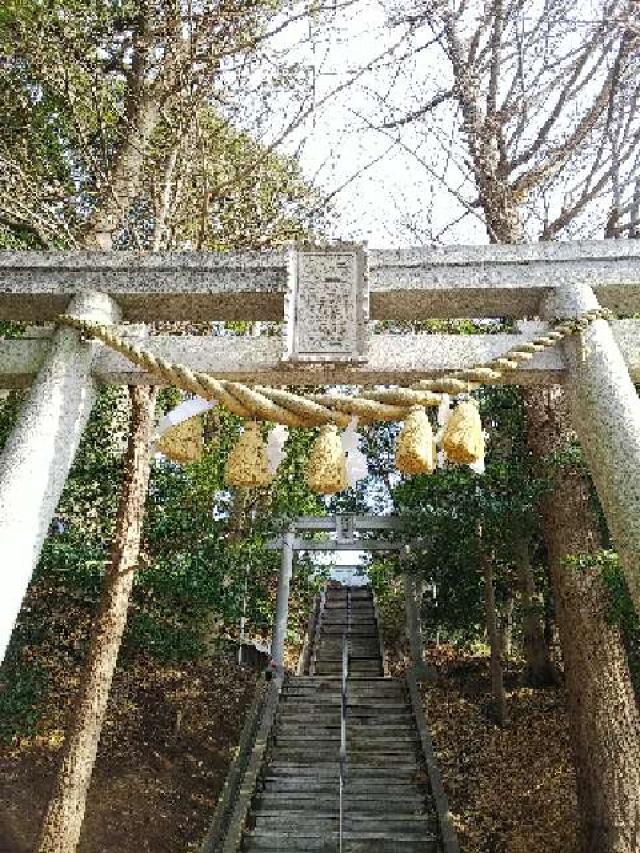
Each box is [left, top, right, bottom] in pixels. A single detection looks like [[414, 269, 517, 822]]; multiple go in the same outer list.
[[282, 696, 407, 714], [276, 721, 412, 733], [273, 727, 415, 741], [312, 664, 383, 671], [315, 649, 381, 657], [274, 724, 416, 736], [270, 742, 419, 754], [285, 676, 395, 684], [279, 699, 409, 711], [268, 752, 420, 766], [265, 762, 423, 775], [279, 698, 407, 709], [321, 616, 375, 622], [284, 680, 398, 688], [316, 649, 381, 658], [256, 793, 427, 811], [315, 671, 384, 677], [323, 606, 375, 611], [315, 647, 382, 667], [282, 686, 404, 697], [318, 626, 376, 632], [257, 783, 426, 798], [315, 663, 383, 670], [325, 593, 372, 599], [283, 687, 397, 696], [326, 586, 372, 592], [278, 713, 409, 724], [282, 686, 401, 695], [260, 784, 431, 802], [319, 625, 377, 630], [252, 814, 433, 832], [316, 656, 381, 663], [273, 741, 419, 755], [281, 696, 395, 704], [324, 612, 375, 617], [274, 728, 417, 741], [315, 664, 383, 673], [244, 830, 439, 852], [315, 658, 382, 664], [280, 695, 408, 707], [262, 778, 429, 794]]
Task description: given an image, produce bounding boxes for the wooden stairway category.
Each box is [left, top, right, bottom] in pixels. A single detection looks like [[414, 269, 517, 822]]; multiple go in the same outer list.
[[241, 585, 443, 852]]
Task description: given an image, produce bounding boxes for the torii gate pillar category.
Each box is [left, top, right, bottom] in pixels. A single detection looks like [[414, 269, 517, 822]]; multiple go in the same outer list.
[[0, 292, 121, 662], [545, 281, 640, 612], [271, 526, 295, 672]]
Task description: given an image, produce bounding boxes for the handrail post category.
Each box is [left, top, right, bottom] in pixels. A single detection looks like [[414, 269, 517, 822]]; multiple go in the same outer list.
[[339, 629, 349, 853]]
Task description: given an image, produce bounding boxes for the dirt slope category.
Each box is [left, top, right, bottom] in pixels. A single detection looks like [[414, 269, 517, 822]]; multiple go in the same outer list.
[[0, 654, 257, 853]]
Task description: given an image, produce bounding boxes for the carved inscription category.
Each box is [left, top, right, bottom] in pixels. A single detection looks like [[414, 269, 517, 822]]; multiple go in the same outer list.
[[285, 249, 367, 362]]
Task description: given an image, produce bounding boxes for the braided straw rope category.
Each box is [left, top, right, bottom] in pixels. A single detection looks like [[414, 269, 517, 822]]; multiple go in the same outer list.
[[57, 308, 610, 426]]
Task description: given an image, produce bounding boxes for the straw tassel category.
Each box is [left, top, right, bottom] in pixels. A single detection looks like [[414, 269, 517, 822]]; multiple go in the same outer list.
[[305, 425, 348, 494], [156, 416, 204, 464], [395, 406, 436, 475], [442, 399, 484, 465], [225, 422, 273, 488]]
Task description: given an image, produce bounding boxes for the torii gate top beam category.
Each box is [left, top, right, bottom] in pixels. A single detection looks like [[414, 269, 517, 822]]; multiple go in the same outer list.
[[2, 239, 640, 321], [266, 514, 405, 552]]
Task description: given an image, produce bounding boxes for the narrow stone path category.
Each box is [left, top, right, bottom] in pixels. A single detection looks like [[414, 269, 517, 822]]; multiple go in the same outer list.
[[242, 585, 442, 852]]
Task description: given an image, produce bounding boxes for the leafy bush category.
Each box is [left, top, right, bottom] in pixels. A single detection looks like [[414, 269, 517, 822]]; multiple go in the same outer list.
[[0, 655, 48, 743]]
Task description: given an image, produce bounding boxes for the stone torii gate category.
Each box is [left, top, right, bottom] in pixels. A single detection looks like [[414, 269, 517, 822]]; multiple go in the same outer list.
[[1, 241, 640, 660], [266, 514, 404, 672]]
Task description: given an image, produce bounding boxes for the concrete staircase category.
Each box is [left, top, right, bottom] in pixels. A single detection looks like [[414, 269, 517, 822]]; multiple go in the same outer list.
[[242, 585, 442, 852], [310, 585, 384, 677]]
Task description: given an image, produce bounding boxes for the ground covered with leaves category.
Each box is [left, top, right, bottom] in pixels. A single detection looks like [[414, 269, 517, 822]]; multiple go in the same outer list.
[[0, 652, 257, 853], [422, 648, 579, 853]]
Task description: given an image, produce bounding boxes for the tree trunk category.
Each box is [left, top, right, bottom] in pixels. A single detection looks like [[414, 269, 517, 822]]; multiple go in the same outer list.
[[84, 96, 162, 248], [515, 536, 557, 687], [524, 385, 640, 853], [480, 545, 508, 726], [37, 385, 158, 853], [498, 590, 513, 658], [472, 177, 640, 850]]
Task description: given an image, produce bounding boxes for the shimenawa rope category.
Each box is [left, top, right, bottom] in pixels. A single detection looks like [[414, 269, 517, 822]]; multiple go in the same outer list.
[[57, 308, 610, 427]]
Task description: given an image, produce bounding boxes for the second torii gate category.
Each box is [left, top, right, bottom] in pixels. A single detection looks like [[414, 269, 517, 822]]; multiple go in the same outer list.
[[266, 514, 406, 672]]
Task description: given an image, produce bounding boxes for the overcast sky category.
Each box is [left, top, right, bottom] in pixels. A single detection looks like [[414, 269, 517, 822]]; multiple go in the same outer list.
[[227, 0, 487, 249], [277, 0, 482, 248], [225, 0, 623, 249]]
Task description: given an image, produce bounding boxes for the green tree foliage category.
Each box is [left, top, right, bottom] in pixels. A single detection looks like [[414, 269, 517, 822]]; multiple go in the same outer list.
[[0, 0, 323, 248]]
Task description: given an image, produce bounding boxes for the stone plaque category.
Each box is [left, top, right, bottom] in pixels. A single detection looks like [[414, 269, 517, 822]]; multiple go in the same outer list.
[[283, 246, 368, 363]]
